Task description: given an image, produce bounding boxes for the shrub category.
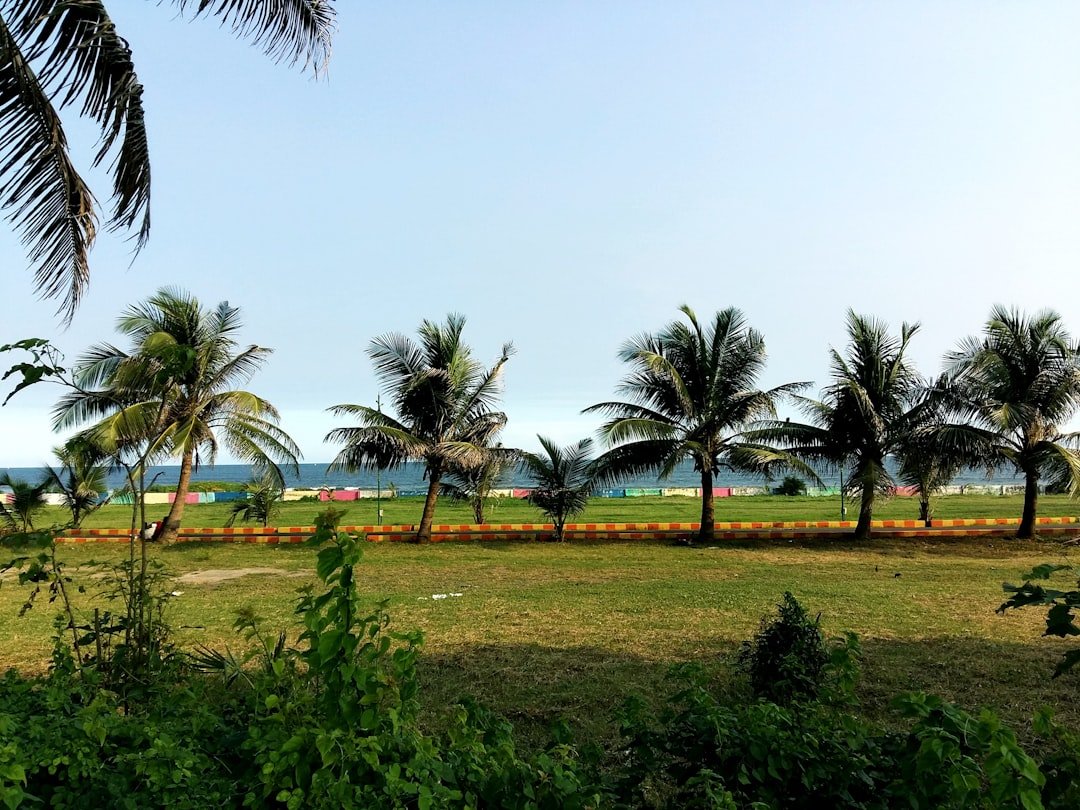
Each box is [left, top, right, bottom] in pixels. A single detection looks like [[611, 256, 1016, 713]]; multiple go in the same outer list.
[[773, 475, 807, 496], [738, 592, 829, 703]]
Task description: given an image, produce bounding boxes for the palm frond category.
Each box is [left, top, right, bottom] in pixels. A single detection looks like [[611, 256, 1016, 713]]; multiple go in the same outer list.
[[173, 0, 335, 73], [0, 10, 95, 319]]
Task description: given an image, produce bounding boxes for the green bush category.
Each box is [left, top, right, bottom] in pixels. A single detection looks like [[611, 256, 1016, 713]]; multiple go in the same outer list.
[[773, 475, 807, 496], [738, 592, 829, 703]]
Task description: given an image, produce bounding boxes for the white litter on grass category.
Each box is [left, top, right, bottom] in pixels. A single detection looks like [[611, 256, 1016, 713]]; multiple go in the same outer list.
[[171, 591, 183, 597], [428, 593, 464, 600]]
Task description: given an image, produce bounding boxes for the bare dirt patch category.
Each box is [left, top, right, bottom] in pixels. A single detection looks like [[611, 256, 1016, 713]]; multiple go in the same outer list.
[[177, 567, 307, 585]]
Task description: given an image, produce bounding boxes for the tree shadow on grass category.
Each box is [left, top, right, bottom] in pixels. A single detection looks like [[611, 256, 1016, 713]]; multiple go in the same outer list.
[[415, 635, 1079, 750]]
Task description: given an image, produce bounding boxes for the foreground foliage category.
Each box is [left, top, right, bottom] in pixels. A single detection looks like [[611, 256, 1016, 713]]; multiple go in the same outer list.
[[1, 529, 1078, 808]]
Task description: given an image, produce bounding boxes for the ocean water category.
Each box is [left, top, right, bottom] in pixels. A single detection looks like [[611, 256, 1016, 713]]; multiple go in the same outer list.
[[1, 459, 1024, 493]]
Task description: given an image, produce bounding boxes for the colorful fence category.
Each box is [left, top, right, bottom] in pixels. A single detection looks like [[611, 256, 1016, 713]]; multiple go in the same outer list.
[[54, 514, 1080, 545]]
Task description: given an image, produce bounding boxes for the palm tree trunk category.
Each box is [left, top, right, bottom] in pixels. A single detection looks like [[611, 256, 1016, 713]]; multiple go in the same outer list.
[[855, 481, 875, 540], [919, 494, 931, 527], [473, 498, 485, 524], [415, 469, 442, 543], [698, 468, 714, 543], [159, 447, 194, 543], [1018, 470, 1039, 539]]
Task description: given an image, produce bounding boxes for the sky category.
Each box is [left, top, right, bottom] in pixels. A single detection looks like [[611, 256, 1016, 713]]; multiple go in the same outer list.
[[3, 1, 1080, 467]]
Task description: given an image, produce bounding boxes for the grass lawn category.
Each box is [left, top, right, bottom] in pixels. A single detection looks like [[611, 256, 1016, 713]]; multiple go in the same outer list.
[[1, 533, 1077, 750], [56, 492, 1080, 530]]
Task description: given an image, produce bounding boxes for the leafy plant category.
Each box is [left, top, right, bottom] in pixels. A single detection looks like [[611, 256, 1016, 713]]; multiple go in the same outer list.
[[774, 475, 807, 496], [738, 592, 829, 704], [441, 445, 517, 523], [998, 563, 1080, 677], [41, 436, 108, 528], [226, 473, 284, 527], [0, 473, 49, 533], [521, 436, 596, 542]]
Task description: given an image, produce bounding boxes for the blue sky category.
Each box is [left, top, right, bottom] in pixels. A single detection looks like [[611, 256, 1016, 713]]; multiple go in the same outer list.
[[3, 2, 1080, 466]]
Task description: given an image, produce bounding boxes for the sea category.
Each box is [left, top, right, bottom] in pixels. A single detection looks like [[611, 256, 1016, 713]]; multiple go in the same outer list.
[[0, 460, 1025, 493]]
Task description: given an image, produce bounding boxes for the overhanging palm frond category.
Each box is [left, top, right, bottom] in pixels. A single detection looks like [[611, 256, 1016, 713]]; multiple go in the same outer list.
[[16, 0, 152, 249], [174, 0, 335, 73], [0, 10, 95, 319], [590, 438, 682, 489]]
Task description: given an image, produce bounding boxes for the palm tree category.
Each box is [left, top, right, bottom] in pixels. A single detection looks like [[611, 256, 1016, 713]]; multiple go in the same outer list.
[[750, 311, 923, 540], [520, 436, 596, 542], [585, 306, 806, 544], [54, 287, 301, 542], [0, 0, 335, 319], [226, 472, 284, 528], [0, 472, 49, 532], [441, 446, 518, 524], [42, 436, 108, 528], [326, 314, 513, 543], [939, 307, 1080, 539], [894, 378, 963, 527]]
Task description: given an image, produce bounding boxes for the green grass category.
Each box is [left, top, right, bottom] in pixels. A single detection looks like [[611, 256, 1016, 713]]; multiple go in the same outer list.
[[1, 534, 1077, 749], [54, 492, 1080, 530]]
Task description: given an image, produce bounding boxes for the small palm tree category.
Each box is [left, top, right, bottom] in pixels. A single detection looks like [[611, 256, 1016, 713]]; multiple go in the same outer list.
[[326, 314, 513, 543], [54, 288, 301, 542], [42, 436, 108, 528], [585, 306, 806, 543], [0, 473, 49, 532], [939, 307, 1080, 539], [520, 436, 596, 542], [752, 311, 923, 540], [226, 473, 284, 528], [894, 378, 963, 527], [0, 1, 335, 318], [441, 446, 518, 524]]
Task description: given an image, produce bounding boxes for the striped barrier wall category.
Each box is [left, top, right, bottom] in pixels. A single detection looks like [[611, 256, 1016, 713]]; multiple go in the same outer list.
[[55, 517, 1080, 544]]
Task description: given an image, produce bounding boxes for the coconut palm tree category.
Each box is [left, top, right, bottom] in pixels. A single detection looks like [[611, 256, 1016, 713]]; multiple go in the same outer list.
[[0, 472, 49, 532], [42, 436, 108, 528], [54, 287, 301, 542], [751, 311, 924, 540], [585, 306, 807, 543], [326, 314, 513, 543], [520, 436, 596, 542], [894, 377, 963, 527], [226, 472, 284, 528], [939, 307, 1080, 539], [441, 446, 518, 524], [0, 0, 335, 319]]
